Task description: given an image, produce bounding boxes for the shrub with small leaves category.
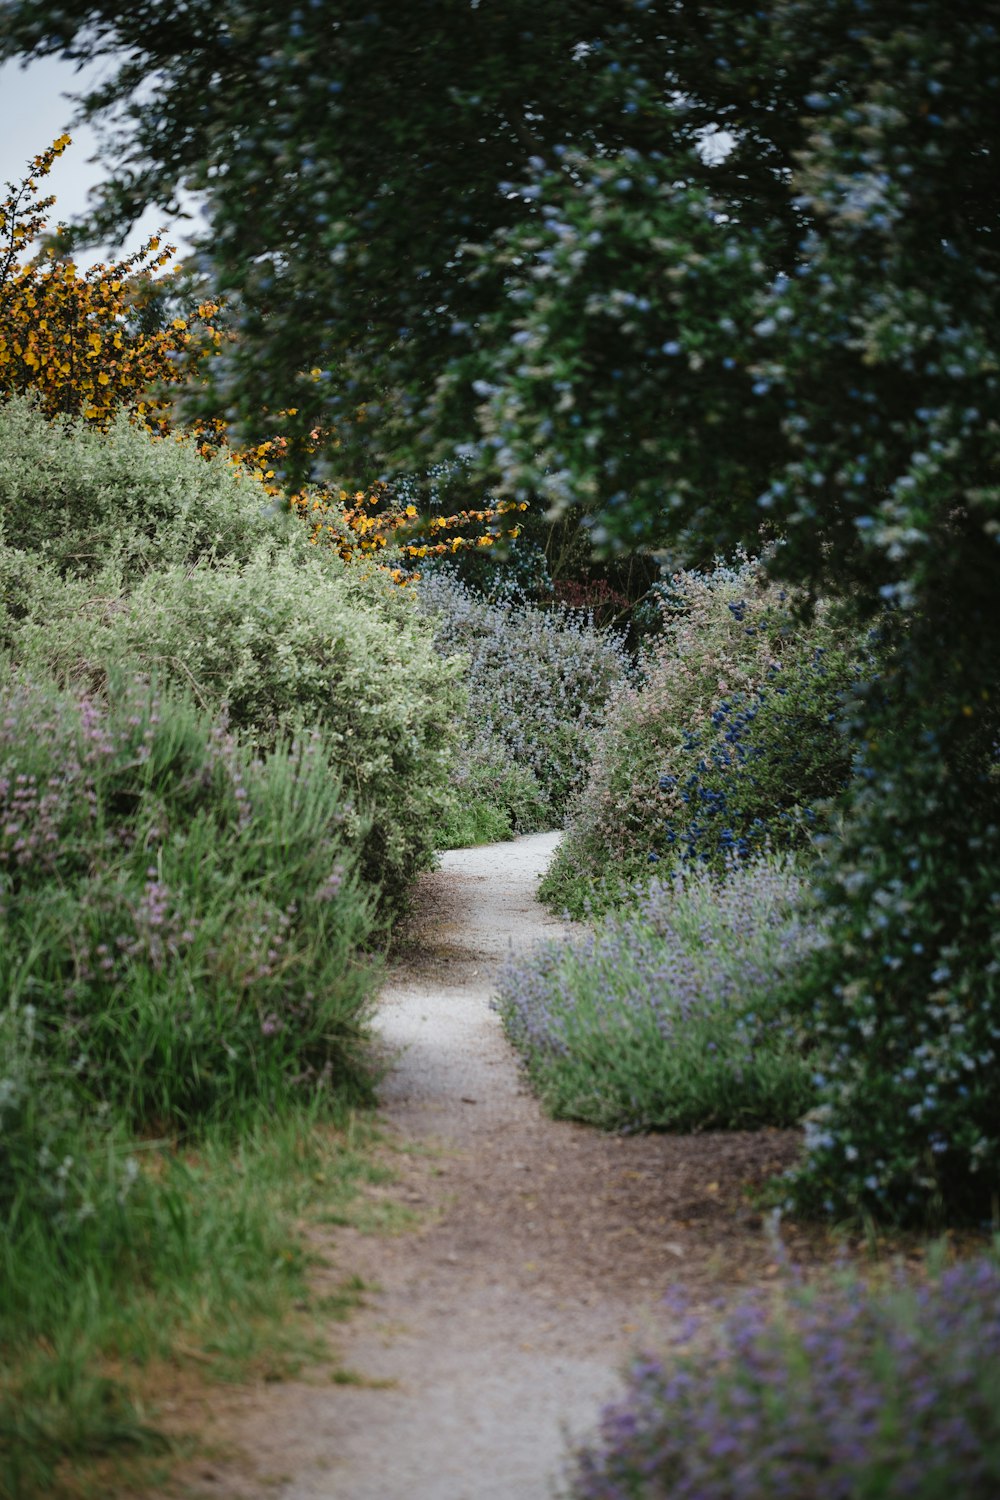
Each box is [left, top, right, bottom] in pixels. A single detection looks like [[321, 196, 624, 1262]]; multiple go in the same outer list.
[[10, 548, 462, 917], [0, 393, 283, 582], [784, 662, 1000, 1226]]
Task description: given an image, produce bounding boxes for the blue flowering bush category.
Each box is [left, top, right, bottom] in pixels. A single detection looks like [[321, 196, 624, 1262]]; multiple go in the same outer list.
[[0, 670, 378, 1127], [567, 1254, 1000, 1500], [542, 555, 869, 916], [416, 569, 630, 840], [495, 856, 820, 1131], [785, 653, 1000, 1226]]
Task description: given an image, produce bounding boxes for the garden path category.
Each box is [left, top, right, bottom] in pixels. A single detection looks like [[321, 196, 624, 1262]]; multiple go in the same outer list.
[[179, 833, 815, 1499]]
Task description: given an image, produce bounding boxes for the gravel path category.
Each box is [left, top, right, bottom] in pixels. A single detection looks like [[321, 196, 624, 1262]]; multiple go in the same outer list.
[[178, 833, 814, 1499]]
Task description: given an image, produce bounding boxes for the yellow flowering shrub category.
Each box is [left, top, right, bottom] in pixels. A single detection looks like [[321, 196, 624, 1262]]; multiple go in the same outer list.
[[1, 138, 526, 577], [0, 137, 219, 425]]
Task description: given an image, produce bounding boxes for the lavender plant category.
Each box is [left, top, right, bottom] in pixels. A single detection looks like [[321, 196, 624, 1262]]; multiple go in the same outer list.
[[495, 857, 820, 1131], [542, 555, 868, 917], [416, 568, 630, 839], [566, 1254, 1000, 1500], [0, 669, 378, 1127]]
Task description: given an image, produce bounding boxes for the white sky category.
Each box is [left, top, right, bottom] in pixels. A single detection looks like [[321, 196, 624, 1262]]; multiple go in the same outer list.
[[0, 54, 196, 267]]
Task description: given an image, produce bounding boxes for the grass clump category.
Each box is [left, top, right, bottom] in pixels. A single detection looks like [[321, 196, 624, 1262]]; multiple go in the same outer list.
[[567, 1253, 1000, 1500], [0, 1074, 386, 1499], [417, 568, 630, 844], [495, 856, 820, 1132]]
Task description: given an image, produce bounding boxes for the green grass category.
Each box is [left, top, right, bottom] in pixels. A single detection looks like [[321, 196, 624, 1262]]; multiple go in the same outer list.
[[0, 1102, 396, 1500]]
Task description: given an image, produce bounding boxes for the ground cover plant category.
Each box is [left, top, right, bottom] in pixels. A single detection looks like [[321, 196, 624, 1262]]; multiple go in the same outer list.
[[542, 555, 866, 918], [496, 856, 820, 1132], [416, 568, 630, 842], [566, 1252, 1000, 1500]]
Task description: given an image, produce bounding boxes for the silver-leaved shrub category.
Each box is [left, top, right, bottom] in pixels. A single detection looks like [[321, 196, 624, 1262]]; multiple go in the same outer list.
[[416, 569, 631, 837]]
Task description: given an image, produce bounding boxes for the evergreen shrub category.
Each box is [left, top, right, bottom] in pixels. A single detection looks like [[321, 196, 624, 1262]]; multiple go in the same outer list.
[[7, 547, 462, 916], [0, 394, 281, 582]]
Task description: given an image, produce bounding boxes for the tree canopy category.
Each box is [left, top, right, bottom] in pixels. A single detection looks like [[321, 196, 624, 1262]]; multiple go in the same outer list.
[[1, 4, 989, 590]]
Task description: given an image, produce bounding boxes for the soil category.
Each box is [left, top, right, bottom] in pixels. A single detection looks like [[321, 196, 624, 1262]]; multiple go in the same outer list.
[[165, 832, 838, 1500]]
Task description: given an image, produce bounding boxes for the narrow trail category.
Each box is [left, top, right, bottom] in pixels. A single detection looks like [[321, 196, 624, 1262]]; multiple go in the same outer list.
[[181, 833, 815, 1500]]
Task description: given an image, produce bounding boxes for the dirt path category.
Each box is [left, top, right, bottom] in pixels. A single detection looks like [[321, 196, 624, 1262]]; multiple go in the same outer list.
[[182, 833, 822, 1499]]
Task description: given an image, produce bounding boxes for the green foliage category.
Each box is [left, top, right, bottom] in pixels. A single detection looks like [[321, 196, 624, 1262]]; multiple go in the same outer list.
[[543, 556, 866, 916], [786, 650, 1000, 1226], [0, 1026, 383, 1498], [0, 394, 283, 582], [6, 543, 462, 919], [0, 669, 377, 1127], [497, 857, 819, 1132]]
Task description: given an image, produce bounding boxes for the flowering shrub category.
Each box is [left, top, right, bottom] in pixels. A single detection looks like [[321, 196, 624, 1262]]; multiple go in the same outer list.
[[542, 555, 868, 916], [784, 686, 1000, 1225], [567, 1255, 1000, 1500], [0, 143, 525, 590], [0, 670, 377, 1126], [416, 569, 630, 836], [0, 138, 218, 426], [495, 857, 820, 1131]]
